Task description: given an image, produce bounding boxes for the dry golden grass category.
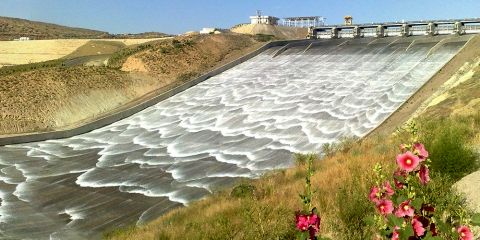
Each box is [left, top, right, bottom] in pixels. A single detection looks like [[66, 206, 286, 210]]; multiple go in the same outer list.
[[101, 38, 170, 46], [0, 39, 89, 66], [0, 38, 167, 67]]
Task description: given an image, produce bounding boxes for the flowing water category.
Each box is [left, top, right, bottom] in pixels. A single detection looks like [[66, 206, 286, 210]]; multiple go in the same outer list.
[[0, 36, 467, 239]]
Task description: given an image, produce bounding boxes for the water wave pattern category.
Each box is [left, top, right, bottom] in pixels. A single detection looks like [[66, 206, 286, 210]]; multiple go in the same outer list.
[[0, 38, 465, 239]]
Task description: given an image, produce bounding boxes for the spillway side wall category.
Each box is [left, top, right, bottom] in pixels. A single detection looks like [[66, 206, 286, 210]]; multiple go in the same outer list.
[[0, 39, 313, 146], [364, 34, 479, 137]]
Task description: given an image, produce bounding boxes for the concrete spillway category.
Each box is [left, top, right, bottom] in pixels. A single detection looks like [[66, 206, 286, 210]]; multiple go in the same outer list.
[[0, 35, 469, 239]]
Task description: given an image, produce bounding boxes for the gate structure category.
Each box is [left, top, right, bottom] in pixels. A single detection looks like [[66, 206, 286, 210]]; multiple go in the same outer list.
[[309, 18, 480, 39]]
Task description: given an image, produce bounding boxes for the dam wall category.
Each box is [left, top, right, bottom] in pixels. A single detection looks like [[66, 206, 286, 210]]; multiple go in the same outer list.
[[0, 35, 473, 239]]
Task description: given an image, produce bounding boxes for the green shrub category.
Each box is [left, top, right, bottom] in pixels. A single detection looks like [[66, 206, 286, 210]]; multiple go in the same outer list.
[[0, 59, 64, 76], [294, 153, 317, 166], [254, 34, 275, 42], [176, 71, 199, 82], [230, 183, 256, 198], [107, 43, 155, 68], [422, 172, 472, 235], [419, 118, 479, 181], [321, 143, 336, 158]]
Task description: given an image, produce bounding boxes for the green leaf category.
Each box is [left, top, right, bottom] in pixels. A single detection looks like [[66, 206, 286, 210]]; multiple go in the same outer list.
[[363, 215, 376, 226], [296, 231, 308, 240], [423, 232, 442, 240], [387, 215, 405, 227], [380, 228, 392, 237], [399, 225, 414, 240], [396, 195, 407, 205], [411, 198, 423, 210], [436, 220, 450, 233], [423, 236, 442, 240], [472, 213, 480, 226]]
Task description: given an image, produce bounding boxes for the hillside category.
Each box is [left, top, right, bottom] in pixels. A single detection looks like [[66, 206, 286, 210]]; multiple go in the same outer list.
[[0, 17, 169, 41], [0, 34, 262, 135], [110, 32, 170, 39], [0, 16, 108, 40], [0, 38, 168, 68], [231, 23, 308, 39], [115, 34, 262, 81]]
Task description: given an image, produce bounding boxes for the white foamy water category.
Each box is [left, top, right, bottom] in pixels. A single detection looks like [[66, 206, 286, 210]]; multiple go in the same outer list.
[[0, 37, 466, 239]]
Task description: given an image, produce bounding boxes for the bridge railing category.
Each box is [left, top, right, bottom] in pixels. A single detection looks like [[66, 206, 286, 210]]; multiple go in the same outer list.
[[363, 28, 376, 37], [385, 27, 401, 37], [465, 24, 480, 34], [339, 29, 354, 38], [411, 25, 428, 36], [317, 31, 331, 39]]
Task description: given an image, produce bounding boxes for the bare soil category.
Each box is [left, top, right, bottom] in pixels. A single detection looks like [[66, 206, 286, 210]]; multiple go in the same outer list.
[[0, 67, 140, 134], [231, 24, 308, 39], [121, 34, 262, 81]]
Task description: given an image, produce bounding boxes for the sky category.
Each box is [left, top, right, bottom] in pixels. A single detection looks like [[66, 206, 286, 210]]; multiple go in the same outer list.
[[1, 0, 479, 34]]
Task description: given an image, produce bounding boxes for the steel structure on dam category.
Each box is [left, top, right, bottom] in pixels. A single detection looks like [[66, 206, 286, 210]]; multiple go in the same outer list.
[[0, 34, 474, 239], [309, 18, 480, 39]]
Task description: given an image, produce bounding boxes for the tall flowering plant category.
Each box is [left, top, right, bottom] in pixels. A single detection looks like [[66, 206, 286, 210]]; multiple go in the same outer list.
[[295, 154, 324, 240], [368, 123, 477, 240]]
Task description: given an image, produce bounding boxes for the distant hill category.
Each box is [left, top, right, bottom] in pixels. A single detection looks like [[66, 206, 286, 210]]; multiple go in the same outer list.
[[110, 32, 171, 39], [0, 16, 169, 40], [0, 16, 109, 40]]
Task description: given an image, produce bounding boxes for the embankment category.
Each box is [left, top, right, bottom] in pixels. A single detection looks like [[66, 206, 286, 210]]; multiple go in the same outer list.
[[0, 34, 262, 138]]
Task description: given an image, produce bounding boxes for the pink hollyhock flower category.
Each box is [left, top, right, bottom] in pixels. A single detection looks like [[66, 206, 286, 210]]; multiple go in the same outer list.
[[393, 169, 407, 189], [395, 200, 414, 218], [383, 181, 394, 196], [295, 214, 309, 231], [396, 151, 420, 172], [412, 217, 425, 237], [413, 143, 429, 160], [457, 225, 473, 240], [376, 199, 394, 215], [307, 213, 320, 239], [307, 212, 321, 231], [419, 164, 430, 185], [369, 186, 380, 203], [392, 226, 400, 240]]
